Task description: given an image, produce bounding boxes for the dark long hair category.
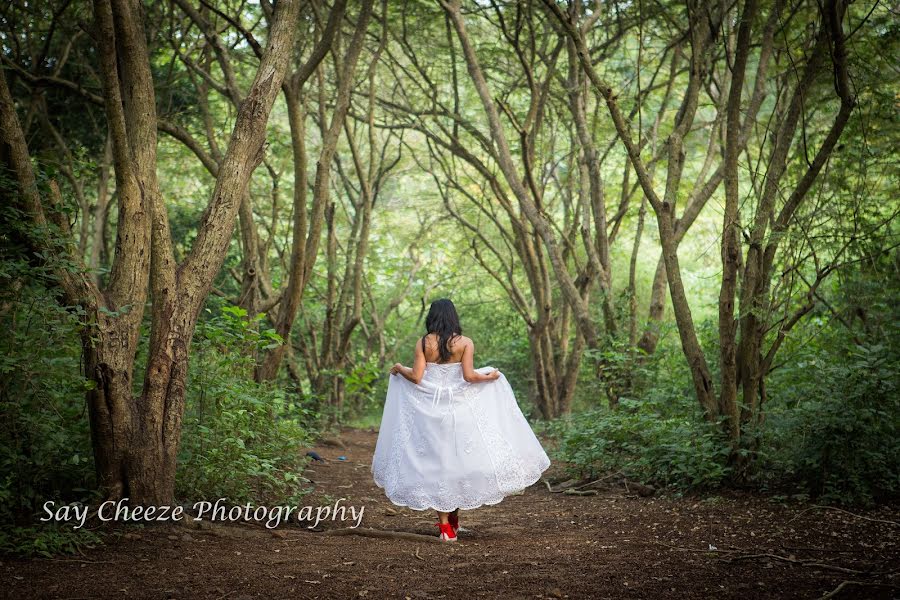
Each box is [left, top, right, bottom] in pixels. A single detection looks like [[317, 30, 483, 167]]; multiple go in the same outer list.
[[424, 298, 462, 363]]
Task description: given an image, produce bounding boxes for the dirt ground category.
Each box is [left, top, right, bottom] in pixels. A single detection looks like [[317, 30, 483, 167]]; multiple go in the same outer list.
[[2, 427, 898, 599]]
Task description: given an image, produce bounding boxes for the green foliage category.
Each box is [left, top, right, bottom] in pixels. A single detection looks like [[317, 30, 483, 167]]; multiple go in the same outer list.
[[338, 354, 385, 420], [201, 303, 284, 358], [553, 305, 900, 504], [551, 343, 733, 491], [550, 397, 732, 491], [0, 235, 98, 556], [176, 301, 312, 505], [759, 322, 900, 506], [0, 525, 102, 559], [0, 265, 96, 526]]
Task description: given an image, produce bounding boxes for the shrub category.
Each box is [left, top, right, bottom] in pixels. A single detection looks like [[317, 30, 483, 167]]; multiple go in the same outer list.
[[760, 327, 900, 505], [0, 246, 99, 557], [549, 396, 732, 491], [0, 525, 102, 559], [0, 263, 96, 525], [176, 302, 315, 505]]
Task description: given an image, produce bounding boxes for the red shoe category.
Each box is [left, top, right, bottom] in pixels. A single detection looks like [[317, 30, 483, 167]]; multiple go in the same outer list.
[[448, 510, 459, 534], [435, 522, 457, 542]]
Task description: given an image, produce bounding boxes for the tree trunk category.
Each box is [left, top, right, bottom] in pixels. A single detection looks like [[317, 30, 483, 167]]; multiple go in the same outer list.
[[729, 0, 854, 473], [257, 0, 373, 382], [717, 0, 760, 445], [2, 0, 302, 505], [656, 207, 719, 419], [637, 257, 667, 353], [90, 133, 113, 286]]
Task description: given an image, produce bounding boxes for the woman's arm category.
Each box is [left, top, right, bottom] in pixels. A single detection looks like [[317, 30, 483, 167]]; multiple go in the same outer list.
[[390, 338, 427, 384], [461, 338, 500, 383]]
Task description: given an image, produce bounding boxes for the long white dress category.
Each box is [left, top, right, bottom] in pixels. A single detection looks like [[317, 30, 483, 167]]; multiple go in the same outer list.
[[371, 362, 551, 512]]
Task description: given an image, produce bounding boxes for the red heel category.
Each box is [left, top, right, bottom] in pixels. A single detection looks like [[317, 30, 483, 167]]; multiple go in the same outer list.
[[434, 522, 457, 542]]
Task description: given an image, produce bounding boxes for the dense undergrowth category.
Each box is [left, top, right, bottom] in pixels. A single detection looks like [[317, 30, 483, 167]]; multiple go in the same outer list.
[[550, 280, 900, 507], [0, 268, 316, 556]]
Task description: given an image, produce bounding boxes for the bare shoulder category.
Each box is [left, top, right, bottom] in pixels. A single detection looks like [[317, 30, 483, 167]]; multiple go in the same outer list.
[[457, 335, 474, 350]]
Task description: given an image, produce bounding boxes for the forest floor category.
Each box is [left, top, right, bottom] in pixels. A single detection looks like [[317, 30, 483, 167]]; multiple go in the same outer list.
[[2, 427, 898, 599]]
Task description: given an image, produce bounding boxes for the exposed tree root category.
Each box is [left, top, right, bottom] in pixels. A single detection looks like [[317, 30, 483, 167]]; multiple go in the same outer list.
[[787, 505, 900, 528], [178, 517, 276, 539], [573, 471, 623, 490], [820, 580, 900, 599], [319, 527, 443, 544]]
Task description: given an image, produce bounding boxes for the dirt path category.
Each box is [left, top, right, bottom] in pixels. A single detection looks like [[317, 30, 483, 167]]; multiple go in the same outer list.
[[3, 427, 898, 599]]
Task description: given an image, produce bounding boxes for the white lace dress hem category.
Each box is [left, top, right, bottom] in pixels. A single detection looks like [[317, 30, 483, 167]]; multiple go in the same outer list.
[[371, 363, 551, 512]]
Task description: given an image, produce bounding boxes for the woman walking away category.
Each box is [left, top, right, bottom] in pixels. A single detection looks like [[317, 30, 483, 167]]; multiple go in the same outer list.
[[372, 298, 551, 541]]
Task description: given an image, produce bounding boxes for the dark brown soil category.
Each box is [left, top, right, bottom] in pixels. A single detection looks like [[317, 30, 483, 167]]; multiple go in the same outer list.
[[2, 427, 898, 599]]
